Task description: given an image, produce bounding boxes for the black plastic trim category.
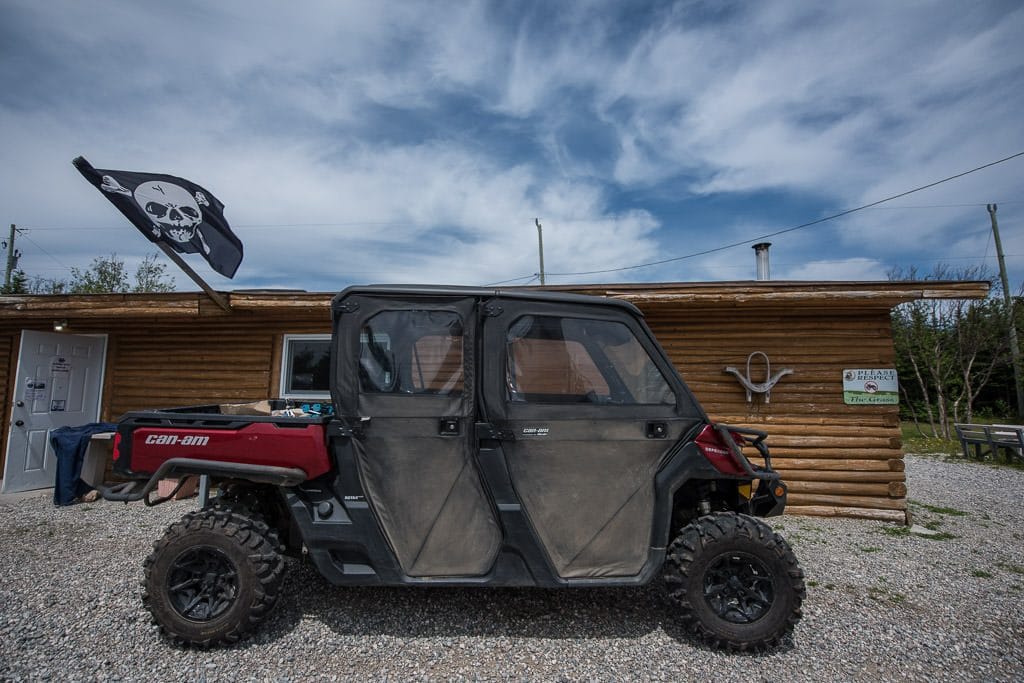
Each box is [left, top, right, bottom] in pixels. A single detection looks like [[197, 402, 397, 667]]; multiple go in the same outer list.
[[95, 458, 307, 502], [333, 284, 644, 317]]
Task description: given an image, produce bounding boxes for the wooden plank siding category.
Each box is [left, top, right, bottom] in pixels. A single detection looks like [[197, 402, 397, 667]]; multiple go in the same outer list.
[[0, 309, 330, 476], [640, 303, 906, 521], [0, 281, 990, 520]]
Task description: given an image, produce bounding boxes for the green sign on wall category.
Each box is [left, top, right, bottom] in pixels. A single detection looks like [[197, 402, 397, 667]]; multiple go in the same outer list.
[[842, 369, 898, 405]]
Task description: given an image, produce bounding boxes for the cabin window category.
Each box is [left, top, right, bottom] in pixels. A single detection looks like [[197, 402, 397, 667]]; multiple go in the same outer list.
[[506, 316, 674, 405], [281, 334, 331, 398]]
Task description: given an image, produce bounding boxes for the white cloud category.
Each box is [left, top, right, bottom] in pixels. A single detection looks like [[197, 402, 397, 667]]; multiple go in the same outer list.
[[2, 1, 1023, 290], [780, 257, 889, 282]]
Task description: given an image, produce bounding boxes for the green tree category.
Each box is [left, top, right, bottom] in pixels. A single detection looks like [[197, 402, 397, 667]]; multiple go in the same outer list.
[[132, 254, 175, 293], [67, 254, 130, 293], [1, 269, 29, 294], [25, 253, 175, 294], [891, 264, 1012, 437]]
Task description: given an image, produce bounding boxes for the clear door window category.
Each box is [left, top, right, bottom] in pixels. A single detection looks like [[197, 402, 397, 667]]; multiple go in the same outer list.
[[506, 316, 674, 405], [360, 311, 464, 395]]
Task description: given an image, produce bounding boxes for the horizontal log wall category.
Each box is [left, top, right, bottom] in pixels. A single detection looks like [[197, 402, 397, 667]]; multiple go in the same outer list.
[[0, 295, 909, 522], [641, 304, 905, 522], [0, 310, 331, 473]]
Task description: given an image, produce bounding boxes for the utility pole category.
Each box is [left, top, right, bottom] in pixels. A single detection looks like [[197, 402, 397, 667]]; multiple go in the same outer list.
[[535, 218, 546, 286], [988, 204, 1024, 418], [3, 224, 22, 290]]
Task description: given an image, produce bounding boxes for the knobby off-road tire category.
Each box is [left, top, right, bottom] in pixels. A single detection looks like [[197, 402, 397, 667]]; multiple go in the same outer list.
[[664, 512, 805, 651], [143, 509, 286, 647]]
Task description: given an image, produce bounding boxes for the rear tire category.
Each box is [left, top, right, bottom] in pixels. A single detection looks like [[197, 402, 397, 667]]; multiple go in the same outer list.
[[143, 509, 285, 646], [664, 512, 804, 651]]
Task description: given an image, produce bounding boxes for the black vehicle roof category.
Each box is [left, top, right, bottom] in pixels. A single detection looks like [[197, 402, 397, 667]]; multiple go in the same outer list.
[[333, 284, 643, 316]]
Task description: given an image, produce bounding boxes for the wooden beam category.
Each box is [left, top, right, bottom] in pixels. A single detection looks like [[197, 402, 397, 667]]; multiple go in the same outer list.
[[155, 243, 232, 313], [787, 505, 907, 523]]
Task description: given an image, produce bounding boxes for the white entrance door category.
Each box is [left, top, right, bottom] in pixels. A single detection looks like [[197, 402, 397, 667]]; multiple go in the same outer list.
[[2, 330, 106, 493]]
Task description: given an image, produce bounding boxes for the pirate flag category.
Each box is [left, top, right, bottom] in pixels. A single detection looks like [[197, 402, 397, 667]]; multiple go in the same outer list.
[[72, 156, 243, 278]]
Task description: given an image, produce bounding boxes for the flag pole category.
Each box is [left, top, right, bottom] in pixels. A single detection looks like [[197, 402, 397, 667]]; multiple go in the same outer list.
[[154, 242, 232, 312]]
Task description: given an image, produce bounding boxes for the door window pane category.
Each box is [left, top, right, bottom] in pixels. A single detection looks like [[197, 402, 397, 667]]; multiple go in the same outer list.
[[360, 311, 464, 395], [506, 316, 674, 405]]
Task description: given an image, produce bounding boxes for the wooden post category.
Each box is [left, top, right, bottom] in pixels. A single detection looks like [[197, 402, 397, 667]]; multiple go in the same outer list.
[[3, 224, 19, 290], [988, 204, 1024, 418], [155, 242, 231, 313], [535, 218, 546, 286]]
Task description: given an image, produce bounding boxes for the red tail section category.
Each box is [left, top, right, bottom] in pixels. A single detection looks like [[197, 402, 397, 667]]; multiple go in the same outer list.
[[694, 424, 747, 476]]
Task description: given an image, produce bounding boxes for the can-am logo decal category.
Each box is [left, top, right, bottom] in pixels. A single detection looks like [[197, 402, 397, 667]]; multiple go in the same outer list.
[[522, 427, 550, 437], [144, 434, 210, 446]]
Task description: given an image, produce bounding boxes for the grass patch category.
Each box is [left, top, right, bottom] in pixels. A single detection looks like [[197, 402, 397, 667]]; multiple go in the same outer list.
[[867, 584, 907, 606], [909, 500, 968, 517], [859, 546, 883, 553], [806, 580, 819, 588], [879, 524, 955, 540], [900, 423, 961, 455], [997, 562, 1024, 575], [971, 569, 994, 578]]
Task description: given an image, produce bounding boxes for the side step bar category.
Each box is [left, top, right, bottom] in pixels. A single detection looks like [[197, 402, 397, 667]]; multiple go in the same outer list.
[[95, 458, 307, 503]]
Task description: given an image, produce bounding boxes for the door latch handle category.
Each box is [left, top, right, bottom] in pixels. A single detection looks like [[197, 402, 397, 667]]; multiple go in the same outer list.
[[646, 422, 667, 439], [14, 420, 24, 427], [439, 417, 460, 436]]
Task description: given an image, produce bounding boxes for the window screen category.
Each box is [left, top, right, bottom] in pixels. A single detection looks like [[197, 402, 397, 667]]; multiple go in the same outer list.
[[282, 336, 331, 396], [359, 311, 464, 395], [506, 316, 674, 405]]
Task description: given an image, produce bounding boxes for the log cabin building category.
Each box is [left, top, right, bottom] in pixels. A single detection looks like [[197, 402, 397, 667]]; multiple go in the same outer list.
[[0, 279, 988, 521]]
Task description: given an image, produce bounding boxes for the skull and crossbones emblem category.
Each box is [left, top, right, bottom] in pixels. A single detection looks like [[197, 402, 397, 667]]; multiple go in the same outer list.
[[100, 176, 212, 254]]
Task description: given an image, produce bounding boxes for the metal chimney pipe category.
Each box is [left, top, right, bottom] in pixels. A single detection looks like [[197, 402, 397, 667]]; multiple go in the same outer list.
[[753, 242, 771, 280]]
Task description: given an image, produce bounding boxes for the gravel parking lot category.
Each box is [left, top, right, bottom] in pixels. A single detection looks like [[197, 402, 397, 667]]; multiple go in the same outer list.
[[2, 454, 1023, 682]]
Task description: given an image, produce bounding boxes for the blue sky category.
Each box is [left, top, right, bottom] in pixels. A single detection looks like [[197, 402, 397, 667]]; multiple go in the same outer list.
[[1, 1, 1022, 292]]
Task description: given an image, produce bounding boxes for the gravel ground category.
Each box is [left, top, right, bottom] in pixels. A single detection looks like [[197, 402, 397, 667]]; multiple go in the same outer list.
[[2, 454, 1023, 682]]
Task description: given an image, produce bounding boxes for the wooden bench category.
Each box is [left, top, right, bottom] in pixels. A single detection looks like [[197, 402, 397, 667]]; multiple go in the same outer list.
[[954, 423, 1024, 462]]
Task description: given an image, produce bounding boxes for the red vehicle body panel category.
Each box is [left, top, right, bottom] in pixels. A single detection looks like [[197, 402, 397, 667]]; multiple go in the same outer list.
[[128, 422, 332, 480], [694, 424, 747, 476]]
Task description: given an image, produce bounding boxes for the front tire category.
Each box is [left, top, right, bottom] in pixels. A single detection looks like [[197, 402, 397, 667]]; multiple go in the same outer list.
[[664, 512, 804, 651], [143, 509, 285, 646]]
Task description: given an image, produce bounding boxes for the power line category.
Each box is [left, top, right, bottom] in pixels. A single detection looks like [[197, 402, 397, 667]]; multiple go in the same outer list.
[[19, 232, 71, 272], [540, 150, 1024, 279], [862, 200, 1024, 210], [484, 273, 541, 286]]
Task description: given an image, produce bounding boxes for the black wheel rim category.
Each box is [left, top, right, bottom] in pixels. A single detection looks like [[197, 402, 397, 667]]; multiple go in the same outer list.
[[167, 546, 238, 622], [702, 552, 775, 624]]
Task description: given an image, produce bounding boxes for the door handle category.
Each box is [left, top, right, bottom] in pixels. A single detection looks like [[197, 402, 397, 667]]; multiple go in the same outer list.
[[16, 401, 24, 407], [14, 420, 24, 427], [646, 422, 667, 438], [439, 417, 460, 436]]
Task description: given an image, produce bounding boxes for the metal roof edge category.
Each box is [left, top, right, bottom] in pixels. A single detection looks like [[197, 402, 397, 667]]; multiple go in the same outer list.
[[0, 280, 991, 318]]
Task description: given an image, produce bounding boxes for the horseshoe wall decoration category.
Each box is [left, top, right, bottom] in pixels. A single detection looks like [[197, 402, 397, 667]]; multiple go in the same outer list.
[[724, 351, 793, 404]]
